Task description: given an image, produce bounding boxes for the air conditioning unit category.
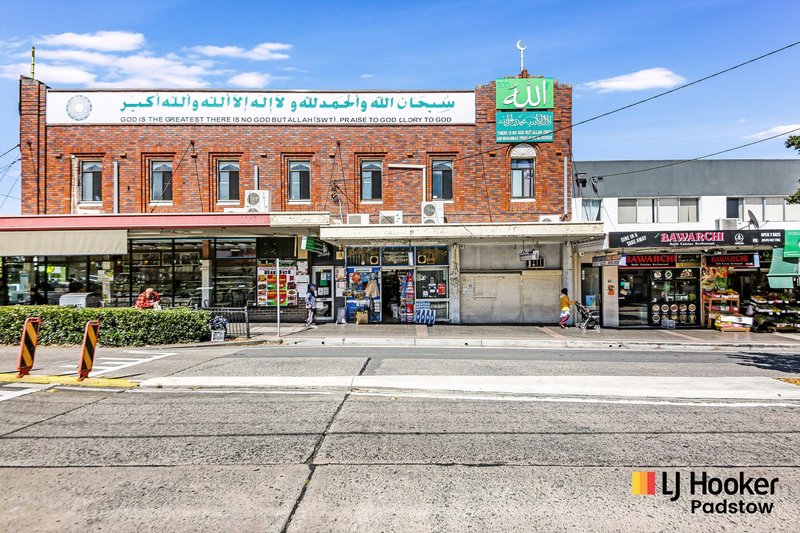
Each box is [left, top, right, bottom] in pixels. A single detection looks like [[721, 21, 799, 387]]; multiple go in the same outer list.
[[379, 210, 403, 224], [244, 190, 270, 213], [526, 258, 546, 269], [346, 214, 370, 225], [716, 218, 739, 230], [421, 201, 445, 224], [519, 250, 540, 261], [538, 215, 560, 223]]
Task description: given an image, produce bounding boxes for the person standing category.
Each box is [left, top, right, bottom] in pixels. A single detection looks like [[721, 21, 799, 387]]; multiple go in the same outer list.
[[559, 287, 575, 329], [305, 283, 318, 327], [29, 288, 46, 305]]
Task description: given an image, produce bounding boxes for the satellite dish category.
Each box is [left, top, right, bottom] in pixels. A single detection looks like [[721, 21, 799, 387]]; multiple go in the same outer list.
[[747, 209, 760, 229]]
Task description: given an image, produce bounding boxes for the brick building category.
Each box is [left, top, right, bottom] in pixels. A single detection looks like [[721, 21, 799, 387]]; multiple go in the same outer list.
[[1, 72, 603, 324]]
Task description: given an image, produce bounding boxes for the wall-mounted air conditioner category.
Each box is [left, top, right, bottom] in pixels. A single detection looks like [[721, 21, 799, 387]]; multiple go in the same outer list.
[[526, 258, 546, 269], [421, 201, 445, 224], [538, 215, 560, 223], [716, 218, 739, 230], [379, 210, 403, 225], [244, 190, 270, 212], [346, 214, 370, 225]]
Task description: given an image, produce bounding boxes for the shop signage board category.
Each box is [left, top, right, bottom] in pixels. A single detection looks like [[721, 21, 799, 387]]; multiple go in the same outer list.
[[300, 236, 326, 254], [610, 230, 785, 248], [495, 78, 554, 109], [592, 254, 622, 267], [47, 91, 476, 125], [495, 112, 554, 143], [257, 260, 298, 307], [705, 253, 760, 268], [620, 254, 701, 268], [784, 230, 800, 258]]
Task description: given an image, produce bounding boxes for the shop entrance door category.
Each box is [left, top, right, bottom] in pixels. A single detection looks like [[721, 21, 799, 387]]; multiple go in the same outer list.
[[381, 269, 410, 323], [312, 266, 334, 321], [618, 272, 648, 326], [580, 266, 602, 322]]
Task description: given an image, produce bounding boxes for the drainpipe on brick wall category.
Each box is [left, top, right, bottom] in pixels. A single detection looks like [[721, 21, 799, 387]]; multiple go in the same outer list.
[[563, 156, 568, 220], [254, 164, 260, 190], [113, 161, 119, 213]]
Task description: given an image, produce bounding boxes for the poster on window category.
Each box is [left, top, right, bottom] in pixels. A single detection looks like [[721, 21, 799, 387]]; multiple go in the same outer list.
[[257, 260, 298, 307]]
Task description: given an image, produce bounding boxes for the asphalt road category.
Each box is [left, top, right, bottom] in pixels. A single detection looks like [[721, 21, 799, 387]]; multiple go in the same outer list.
[[1, 344, 799, 532]]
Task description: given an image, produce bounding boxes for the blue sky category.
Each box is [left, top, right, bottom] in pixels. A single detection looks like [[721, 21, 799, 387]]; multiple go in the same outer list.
[[0, 0, 798, 214]]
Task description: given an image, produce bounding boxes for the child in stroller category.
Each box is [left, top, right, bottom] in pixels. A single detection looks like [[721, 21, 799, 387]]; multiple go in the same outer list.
[[574, 301, 600, 332]]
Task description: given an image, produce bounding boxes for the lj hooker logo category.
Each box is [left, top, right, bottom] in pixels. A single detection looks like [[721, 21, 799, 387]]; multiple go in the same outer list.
[[632, 471, 778, 514]]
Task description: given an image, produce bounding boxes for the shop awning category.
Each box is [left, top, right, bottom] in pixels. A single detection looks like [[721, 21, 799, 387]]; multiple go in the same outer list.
[[0, 230, 128, 256], [767, 247, 799, 289]]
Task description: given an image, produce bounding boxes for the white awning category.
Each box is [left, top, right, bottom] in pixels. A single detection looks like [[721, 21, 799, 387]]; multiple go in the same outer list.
[[0, 230, 128, 256]]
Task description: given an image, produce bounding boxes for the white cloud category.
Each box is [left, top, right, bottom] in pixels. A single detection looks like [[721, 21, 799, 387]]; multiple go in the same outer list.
[[188, 42, 291, 60], [38, 31, 145, 52], [359, 74, 374, 79], [583, 68, 686, 93], [744, 124, 800, 141], [228, 72, 275, 88], [33, 49, 119, 67], [0, 62, 96, 84]]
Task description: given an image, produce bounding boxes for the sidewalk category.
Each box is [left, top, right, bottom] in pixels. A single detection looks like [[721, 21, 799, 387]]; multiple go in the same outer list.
[[272, 323, 800, 352]]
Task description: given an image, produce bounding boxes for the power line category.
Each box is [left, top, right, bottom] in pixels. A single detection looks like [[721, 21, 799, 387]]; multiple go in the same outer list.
[[0, 144, 20, 160], [594, 126, 800, 179]]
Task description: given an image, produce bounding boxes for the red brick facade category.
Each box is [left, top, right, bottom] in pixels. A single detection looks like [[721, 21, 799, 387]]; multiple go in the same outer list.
[[19, 76, 573, 222]]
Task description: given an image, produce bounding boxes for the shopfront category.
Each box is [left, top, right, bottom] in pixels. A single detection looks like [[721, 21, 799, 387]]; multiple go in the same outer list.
[[344, 245, 450, 323], [618, 253, 701, 327]]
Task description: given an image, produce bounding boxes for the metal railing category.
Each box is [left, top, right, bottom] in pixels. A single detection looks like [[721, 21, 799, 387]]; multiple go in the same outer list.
[[206, 306, 251, 339]]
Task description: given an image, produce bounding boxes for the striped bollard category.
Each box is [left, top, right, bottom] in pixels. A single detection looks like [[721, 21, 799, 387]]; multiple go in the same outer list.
[[16, 317, 42, 378], [77, 320, 100, 381]]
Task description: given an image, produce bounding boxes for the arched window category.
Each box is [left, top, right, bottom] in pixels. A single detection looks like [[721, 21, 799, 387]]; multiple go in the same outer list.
[[510, 144, 535, 199]]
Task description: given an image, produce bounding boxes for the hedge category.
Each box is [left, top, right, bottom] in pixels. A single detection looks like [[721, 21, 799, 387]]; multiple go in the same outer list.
[[0, 306, 211, 346]]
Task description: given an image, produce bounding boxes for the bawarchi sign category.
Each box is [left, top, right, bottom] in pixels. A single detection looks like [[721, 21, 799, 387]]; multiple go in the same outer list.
[[46, 91, 477, 125]]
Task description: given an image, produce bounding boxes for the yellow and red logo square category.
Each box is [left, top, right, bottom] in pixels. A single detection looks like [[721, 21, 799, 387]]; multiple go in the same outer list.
[[632, 471, 656, 495]]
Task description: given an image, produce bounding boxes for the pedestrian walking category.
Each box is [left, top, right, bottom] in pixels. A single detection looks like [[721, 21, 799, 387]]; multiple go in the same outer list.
[[559, 287, 575, 329], [305, 283, 318, 327]]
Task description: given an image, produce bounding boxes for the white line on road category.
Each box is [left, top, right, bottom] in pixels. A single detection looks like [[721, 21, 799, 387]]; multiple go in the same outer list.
[[0, 384, 52, 402], [57, 351, 177, 377]]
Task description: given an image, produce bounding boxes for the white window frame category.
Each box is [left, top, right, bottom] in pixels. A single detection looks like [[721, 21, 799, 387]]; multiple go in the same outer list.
[[289, 160, 311, 201], [361, 160, 383, 201], [216, 160, 240, 202], [150, 160, 173, 204], [80, 161, 102, 203]]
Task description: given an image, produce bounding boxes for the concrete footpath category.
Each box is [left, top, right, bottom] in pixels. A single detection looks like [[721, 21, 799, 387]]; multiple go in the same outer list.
[[265, 322, 800, 352]]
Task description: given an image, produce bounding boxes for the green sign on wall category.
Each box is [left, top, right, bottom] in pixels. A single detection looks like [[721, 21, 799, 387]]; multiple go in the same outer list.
[[495, 112, 554, 143], [495, 78, 554, 110], [784, 230, 800, 258]]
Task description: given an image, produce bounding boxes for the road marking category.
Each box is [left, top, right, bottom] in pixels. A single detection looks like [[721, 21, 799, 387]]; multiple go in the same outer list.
[[774, 332, 800, 342], [350, 390, 800, 408], [57, 351, 177, 377], [0, 383, 52, 402]]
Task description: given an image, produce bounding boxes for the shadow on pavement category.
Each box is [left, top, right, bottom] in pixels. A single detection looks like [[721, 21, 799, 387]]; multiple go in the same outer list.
[[729, 351, 800, 374]]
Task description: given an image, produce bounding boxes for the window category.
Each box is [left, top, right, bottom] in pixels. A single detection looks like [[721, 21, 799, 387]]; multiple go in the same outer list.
[[581, 198, 601, 221], [431, 160, 453, 200], [511, 158, 534, 198], [361, 160, 382, 200], [726, 197, 743, 219], [150, 161, 173, 202], [786, 201, 800, 222], [217, 160, 240, 201], [80, 161, 102, 202], [764, 197, 784, 222], [618, 199, 637, 223], [678, 198, 699, 222], [658, 197, 679, 223], [744, 197, 763, 222], [289, 160, 311, 201]]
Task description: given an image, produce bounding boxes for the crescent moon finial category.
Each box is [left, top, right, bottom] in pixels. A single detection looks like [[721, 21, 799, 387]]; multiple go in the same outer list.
[[516, 40, 527, 71], [516, 40, 527, 51]]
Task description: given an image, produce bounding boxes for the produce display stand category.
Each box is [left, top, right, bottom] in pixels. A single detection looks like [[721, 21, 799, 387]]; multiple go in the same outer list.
[[703, 293, 751, 332]]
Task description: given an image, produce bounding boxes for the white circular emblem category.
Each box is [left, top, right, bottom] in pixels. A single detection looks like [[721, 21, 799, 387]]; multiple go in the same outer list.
[[66, 95, 92, 121]]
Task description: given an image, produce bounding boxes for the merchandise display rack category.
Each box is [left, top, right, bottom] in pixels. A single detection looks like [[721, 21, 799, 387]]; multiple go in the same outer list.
[[703, 292, 751, 332]]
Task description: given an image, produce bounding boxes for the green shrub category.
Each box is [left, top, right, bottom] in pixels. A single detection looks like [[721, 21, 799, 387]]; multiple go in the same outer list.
[[0, 306, 211, 346]]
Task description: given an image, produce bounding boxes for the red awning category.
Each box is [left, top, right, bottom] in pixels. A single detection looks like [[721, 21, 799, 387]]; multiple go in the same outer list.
[[0, 213, 270, 231]]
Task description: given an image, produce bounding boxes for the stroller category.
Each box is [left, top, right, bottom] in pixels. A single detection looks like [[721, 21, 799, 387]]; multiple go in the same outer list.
[[574, 302, 600, 332]]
